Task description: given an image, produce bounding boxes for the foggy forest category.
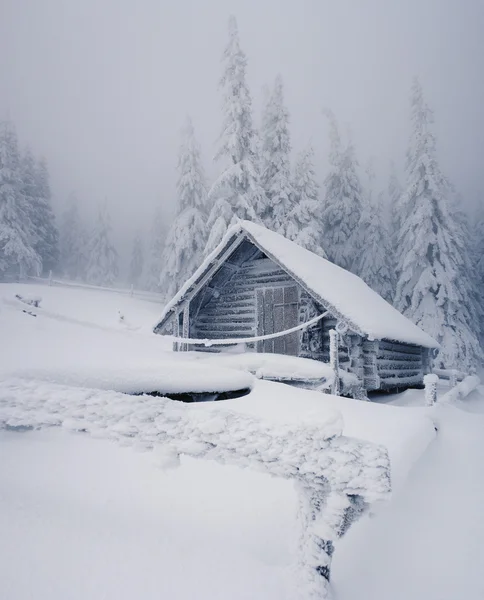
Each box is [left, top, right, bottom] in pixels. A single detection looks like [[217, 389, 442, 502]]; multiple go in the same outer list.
[[1, 3, 484, 600]]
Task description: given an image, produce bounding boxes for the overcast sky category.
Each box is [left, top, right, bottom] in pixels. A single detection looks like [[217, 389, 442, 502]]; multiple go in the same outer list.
[[1, 0, 483, 250]]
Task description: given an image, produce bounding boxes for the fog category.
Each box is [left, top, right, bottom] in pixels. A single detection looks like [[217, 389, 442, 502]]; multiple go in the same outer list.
[[1, 0, 483, 256]]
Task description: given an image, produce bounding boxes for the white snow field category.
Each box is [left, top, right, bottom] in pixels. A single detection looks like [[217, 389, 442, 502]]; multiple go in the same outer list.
[[1, 282, 484, 600]]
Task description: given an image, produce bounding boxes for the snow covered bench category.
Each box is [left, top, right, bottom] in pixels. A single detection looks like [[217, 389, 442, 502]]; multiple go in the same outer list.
[[0, 378, 390, 599]]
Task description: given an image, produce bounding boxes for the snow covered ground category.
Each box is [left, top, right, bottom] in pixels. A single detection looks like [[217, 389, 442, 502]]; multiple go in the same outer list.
[[1, 282, 483, 600]]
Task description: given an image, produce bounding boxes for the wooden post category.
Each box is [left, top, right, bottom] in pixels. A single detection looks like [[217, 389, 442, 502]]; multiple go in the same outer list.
[[173, 310, 180, 352], [182, 304, 190, 352], [329, 329, 340, 396], [48, 270, 53, 286], [424, 374, 439, 406], [449, 369, 457, 389]]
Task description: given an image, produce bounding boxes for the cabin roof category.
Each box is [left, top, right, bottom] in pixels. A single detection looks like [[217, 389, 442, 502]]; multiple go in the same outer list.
[[154, 220, 439, 349]]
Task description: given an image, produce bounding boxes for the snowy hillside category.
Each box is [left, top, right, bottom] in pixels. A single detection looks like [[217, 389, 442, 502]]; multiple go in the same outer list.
[[1, 282, 484, 600]]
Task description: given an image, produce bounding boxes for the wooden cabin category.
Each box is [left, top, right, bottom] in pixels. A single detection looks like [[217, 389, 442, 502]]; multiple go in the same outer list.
[[154, 221, 439, 392]]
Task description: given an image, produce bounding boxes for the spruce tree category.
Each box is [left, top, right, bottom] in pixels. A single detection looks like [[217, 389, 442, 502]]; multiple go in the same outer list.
[[34, 157, 60, 274], [395, 79, 482, 370], [59, 194, 87, 280], [145, 207, 166, 292], [129, 232, 144, 288], [85, 202, 118, 286], [205, 15, 264, 252], [286, 143, 326, 258], [160, 117, 208, 299], [260, 74, 293, 233], [356, 191, 395, 302], [388, 161, 403, 251], [0, 121, 40, 277], [473, 200, 484, 343], [321, 110, 364, 273]]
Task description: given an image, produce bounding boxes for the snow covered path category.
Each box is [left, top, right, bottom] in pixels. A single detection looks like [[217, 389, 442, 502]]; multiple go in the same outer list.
[[333, 398, 484, 600]]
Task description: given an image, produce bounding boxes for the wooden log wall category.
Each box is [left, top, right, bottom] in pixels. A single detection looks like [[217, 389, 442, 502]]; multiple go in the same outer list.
[[374, 339, 425, 390], [192, 257, 294, 350]]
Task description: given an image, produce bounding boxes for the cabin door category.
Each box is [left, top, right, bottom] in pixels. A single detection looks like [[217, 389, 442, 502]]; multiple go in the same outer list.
[[256, 286, 299, 356]]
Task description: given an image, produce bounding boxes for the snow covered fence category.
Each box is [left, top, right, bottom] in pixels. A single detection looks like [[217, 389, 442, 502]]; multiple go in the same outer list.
[[440, 375, 481, 404], [25, 275, 165, 303], [0, 378, 390, 600], [432, 368, 466, 385]]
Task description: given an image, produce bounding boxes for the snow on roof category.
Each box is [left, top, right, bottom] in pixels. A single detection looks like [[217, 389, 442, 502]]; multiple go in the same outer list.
[[155, 220, 439, 349]]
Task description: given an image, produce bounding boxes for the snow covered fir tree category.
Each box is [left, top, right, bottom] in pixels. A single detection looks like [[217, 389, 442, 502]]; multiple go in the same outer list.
[[205, 15, 263, 252], [159, 117, 208, 299], [285, 143, 326, 258], [0, 120, 41, 278], [145, 207, 167, 292], [260, 74, 293, 234], [59, 194, 88, 281], [321, 110, 364, 273], [129, 232, 144, 288], [32, 157, 59, 274], [394, 79, 482, 370], [85, 202, 119, 286]]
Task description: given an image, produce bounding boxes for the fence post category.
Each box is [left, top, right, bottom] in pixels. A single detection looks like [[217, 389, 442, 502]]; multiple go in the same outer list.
[[330, 329, 340, 396], [449, 369, 457, 389], [48, 270, 53, 286], [424, 374, 439, 406]]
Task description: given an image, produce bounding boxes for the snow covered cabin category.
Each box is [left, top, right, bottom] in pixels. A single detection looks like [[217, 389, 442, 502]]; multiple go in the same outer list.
[[154, 221, 439, 391]]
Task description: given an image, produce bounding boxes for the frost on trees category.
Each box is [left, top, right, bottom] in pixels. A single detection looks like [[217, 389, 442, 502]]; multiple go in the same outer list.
[[0, 378, 391, 600], [145, 207, 167, 292], [34, 157, 60, 274], [388, 161, 403, 252], [286, 143, 327, 258], [321, 110, 363, 273], [471, 201, 484, 343], [85, 202, 119, 286], [260, 74, 293, 234], [129, 232, 144, 288], [356, 167, 395, 302], [160, 117, 209, 299], [0, 120, 41, 278], [205, 15, 264, 253], [21, 151, 60, 275], [395, 78, 482, 371], [59, 194, 88, 280]]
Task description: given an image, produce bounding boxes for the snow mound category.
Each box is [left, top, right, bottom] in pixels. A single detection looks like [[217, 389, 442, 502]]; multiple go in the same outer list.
[[3, 364, 254, 395]]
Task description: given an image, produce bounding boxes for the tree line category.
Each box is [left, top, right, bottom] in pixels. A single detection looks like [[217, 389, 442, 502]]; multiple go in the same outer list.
[[158, 16, 484, 371], [1, 15, 483, 370]]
